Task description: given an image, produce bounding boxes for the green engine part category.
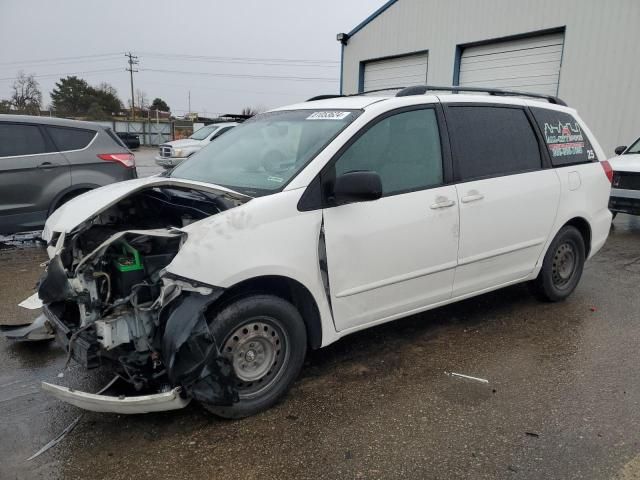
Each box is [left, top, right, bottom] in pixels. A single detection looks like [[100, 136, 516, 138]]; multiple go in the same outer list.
[[113, 241, 144, 272]]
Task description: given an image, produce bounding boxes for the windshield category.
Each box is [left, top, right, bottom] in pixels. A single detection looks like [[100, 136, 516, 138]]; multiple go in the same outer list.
[[189, 124, 219, 140], [625, 137, 640, 154], [170, 109, 360, 196]]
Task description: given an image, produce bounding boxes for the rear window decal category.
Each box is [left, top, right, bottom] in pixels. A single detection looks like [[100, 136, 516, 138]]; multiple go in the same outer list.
[[530, 107, 596, 166], [543, 121, 585, 158]]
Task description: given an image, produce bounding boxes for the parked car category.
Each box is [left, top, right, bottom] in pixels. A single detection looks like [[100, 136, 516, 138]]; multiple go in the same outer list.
[[32, 87, 611, 419], [608, 137, 640, 217], [116, 132, 140, 150], [0, 115, 136, 234], [155, 122, 238, 169]]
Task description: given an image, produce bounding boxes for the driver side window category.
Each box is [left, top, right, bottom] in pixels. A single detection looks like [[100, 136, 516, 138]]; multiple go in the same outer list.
[[335, 108, 443, 196]]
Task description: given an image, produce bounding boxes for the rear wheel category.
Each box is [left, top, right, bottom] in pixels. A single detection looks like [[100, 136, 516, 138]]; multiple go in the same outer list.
[[203, 294, 307, 419], [530, 226, 586, 302]]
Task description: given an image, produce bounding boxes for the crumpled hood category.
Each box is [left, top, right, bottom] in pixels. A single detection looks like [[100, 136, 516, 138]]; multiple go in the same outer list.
[[163, 139, 202, 149], [608, 154, 640, 174], [43, 176, 248, 241]]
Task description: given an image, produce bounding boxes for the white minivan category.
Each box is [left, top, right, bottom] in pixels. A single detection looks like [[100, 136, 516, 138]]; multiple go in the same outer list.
[[35, 87, 612, 418]]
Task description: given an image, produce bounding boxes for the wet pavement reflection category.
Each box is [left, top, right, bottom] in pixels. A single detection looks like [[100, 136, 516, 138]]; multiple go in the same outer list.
[[1, 215, 639, 479]]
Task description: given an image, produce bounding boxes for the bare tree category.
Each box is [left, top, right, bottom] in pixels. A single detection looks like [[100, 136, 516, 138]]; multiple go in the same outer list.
[[241, 106, 263, 117], [135, 89, 148, 110], [11, 71, 42, 114], [97, 82, 118, 97]]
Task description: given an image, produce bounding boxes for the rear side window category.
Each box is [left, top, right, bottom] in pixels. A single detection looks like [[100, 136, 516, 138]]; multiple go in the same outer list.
[[530, 107, 596, 166], [0, 123, 50, 157], [447, 106, 541, 181], [105, 128, 128, 148], [212, 126, 233, 139], [46, 126, 96, 151], [334, 108, 443, 196]]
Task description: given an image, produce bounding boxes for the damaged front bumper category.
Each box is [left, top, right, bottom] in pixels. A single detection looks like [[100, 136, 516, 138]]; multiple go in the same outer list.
[[0, 313, 54, 342], [41, 282, 239, 413], [42, 382, 190, 414]]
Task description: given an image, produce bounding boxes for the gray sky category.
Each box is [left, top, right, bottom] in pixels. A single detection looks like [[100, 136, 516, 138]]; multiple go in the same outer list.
[[0, 0, 385, 116]]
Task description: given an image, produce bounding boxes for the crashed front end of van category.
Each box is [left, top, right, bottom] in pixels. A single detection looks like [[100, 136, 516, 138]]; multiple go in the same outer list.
[[35, 178, 250, 413]]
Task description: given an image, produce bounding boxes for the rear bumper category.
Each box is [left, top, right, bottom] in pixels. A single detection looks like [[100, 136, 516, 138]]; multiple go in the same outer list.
[[609, 189, 640, 215], [589, 207, 613, 259]]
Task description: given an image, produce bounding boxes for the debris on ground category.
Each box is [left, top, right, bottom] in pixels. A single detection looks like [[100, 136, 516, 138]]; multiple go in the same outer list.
[[27, 415, 83, 461], [445, 371, 489, 384]]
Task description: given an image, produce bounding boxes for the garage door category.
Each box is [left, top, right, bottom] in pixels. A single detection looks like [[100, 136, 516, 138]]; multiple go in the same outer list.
[[458, 32, 565, 96], [362, 52, 428, 92]]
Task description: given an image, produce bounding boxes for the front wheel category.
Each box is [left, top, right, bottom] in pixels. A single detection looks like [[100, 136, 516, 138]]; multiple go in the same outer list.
[[203, 294, 307, 419], [530, 225, 586, 302]]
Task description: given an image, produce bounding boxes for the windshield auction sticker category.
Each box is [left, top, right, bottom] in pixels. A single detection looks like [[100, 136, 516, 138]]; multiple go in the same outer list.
[[306, 111, 351, 120]]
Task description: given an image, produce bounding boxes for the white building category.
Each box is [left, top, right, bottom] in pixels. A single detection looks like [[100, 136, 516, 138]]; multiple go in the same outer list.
[[338, 0, 640, 155]]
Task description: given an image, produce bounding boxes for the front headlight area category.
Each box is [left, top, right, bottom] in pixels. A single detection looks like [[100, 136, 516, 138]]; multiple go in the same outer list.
[[172, 148, 196, 158]]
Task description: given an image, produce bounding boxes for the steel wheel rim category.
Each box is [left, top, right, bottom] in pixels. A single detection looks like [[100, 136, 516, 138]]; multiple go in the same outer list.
[[221, 317, 289, 399], [552, 242, 577, 288]]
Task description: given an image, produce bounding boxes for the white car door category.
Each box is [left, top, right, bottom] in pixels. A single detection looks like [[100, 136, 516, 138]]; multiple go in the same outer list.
[[444, 105, 561, 297], [321, 107, 459, 332]]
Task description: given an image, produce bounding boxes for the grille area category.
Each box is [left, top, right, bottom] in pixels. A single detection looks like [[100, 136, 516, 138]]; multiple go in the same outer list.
[[613, 171, 640, 190], [159, 145, 172, 158]]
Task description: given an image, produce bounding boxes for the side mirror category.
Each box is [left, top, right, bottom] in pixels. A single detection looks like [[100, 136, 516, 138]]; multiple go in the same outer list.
[[615, 145, 627, 155], [333, 171, 382, 205]]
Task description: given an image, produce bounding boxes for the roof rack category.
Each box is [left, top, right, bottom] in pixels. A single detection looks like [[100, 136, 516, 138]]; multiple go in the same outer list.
[[395, 85, 567, 106], [306, 87, 408, 102], [306, 94, 344, 102], [307, 85, 567, 106]]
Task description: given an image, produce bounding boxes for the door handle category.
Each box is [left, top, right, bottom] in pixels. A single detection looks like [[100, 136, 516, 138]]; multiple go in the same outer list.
[[37, 162, 58, 169], [430, 198, 456, 209], [461, 192, 484, 203]]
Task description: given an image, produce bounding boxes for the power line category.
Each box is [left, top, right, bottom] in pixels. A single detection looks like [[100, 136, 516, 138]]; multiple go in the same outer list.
[[0, 57, 124, 72], [0, 68, 123, 82], [138, 51, 339, 66], [140, 68, 338, 82], [0, 52, 123, 67], [141, 79, 306, 97]]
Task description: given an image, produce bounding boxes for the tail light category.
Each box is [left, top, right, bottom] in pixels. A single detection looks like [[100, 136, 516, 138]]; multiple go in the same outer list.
[[600, 160, 613, 183], [98, 153, 135, 168]]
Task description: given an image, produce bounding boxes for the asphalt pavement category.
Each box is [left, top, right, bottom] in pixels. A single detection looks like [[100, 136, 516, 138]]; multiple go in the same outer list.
[[133, 146, 164, 178], [1, 207, 639, 479]]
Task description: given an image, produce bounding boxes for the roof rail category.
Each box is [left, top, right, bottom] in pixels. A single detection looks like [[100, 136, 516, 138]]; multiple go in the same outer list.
[[306, 87, 409, 102], [395, 85, 567, 106], [306, 94, 344, 102]]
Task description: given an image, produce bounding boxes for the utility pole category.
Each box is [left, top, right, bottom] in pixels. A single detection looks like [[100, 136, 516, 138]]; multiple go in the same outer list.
[[125, 52, 139, 120], [188, 90, 191, 118]]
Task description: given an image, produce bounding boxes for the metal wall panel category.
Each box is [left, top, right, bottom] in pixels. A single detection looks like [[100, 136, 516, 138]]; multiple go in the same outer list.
[[341, 0, 640, 155], [363, 52, 428, 92], [459, 33, 564, 96]]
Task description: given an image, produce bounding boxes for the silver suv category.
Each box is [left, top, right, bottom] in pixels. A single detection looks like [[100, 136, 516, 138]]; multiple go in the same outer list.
[[0, 115, 136, 234]]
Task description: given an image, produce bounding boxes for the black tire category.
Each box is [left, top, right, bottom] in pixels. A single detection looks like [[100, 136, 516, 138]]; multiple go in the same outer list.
[[203, 294, 307, 419], [530, 225, 586, 302]]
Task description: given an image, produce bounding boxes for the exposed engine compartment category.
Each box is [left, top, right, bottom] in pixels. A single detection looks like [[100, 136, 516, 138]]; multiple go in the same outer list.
[[40, 185, 247, 393]]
